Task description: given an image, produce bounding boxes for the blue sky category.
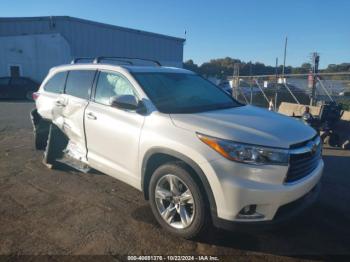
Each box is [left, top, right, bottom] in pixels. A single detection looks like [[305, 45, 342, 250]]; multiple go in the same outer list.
[[1, 0, 349, 68]]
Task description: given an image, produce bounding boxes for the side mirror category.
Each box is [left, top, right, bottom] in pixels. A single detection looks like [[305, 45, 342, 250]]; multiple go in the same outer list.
[[110, 95, 139, 110]]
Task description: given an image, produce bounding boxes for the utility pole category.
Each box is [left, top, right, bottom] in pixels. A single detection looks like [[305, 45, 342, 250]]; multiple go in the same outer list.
[[275, 57, 279, 109], [282, 37, 288, 78], [233, 63, 240, 99], [310, 52, 320, 106], [249, 62, 253, 104], [275, 57, 279, 83]]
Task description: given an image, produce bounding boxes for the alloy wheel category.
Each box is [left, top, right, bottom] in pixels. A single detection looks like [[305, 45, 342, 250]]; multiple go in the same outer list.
[[155, 174, 195, 229]]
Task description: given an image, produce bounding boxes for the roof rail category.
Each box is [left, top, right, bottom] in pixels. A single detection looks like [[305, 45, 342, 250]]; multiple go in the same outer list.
[[93, 56, 162, 66], [92, 57, 133, 65], [71, 56, 162, 66], [71, 57, 132, 65], [70, 57, 95, 64]]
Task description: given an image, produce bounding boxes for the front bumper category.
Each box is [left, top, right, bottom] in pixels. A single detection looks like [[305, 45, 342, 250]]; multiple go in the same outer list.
[[200, 157, 324, 226], [212, 182, 321, 231]]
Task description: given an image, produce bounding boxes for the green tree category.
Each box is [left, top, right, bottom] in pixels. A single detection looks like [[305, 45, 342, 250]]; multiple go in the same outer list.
[[183, 59, 199, 73], [184, 57, 350, 79]]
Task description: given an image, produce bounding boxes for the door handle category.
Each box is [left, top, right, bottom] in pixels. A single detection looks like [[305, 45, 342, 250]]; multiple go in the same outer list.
[[86, 112, 97, 120], [55, 100, 66, 107]]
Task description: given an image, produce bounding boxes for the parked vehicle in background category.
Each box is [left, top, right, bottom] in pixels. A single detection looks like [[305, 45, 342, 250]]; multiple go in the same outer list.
[[31, 58, 324, 239], [0, 77, 39, 100], [340, 91, 350, 96]]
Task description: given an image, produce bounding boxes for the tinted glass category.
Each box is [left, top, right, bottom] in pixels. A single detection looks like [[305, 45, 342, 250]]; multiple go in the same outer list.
[[11, 78, 28, 86], [65, 70, 96, 99], [133, 73, 241, 113], [44, 72, 67, 93], [0, 78, 10, 86], [95, 71, 135, 105]]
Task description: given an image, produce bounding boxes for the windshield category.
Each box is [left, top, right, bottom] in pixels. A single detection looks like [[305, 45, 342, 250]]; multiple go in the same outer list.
[[132, 72, 242, 113]]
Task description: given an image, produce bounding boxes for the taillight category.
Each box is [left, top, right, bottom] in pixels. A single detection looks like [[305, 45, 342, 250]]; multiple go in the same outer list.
[[32, 92, 40, 101]]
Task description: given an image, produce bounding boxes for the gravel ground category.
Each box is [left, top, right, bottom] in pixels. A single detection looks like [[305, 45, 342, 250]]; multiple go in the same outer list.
[[0, 101, 349, 261]]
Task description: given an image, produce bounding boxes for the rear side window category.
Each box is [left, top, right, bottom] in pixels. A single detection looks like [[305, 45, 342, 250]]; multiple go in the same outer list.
[[65, 70, 96, 99], [44, 72, 67, 93], [11, 78, 28, 86]]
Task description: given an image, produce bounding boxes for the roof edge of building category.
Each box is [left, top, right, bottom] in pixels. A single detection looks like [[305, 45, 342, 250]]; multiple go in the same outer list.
[[0, 16, 186, 42]]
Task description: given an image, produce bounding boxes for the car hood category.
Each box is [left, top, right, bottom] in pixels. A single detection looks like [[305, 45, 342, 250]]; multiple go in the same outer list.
[[170, 105, 316, 148]]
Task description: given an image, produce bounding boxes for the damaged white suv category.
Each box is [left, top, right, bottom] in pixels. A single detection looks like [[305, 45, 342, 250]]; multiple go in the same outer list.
[[31, 58, 323, 239]]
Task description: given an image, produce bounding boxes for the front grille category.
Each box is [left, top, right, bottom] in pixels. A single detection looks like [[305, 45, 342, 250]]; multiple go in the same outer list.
[[285, 137, 322, 183]]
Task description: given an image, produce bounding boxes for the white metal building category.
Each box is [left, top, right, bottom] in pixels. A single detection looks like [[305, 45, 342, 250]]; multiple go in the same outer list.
[[0, 16, 185, 81]]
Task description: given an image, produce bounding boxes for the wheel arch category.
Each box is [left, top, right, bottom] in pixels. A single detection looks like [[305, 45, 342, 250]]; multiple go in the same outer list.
[[141, 147, 217, 216]]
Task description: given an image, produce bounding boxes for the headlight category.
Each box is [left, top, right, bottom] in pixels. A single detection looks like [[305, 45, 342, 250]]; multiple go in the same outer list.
[[197, 133, 289, 165]]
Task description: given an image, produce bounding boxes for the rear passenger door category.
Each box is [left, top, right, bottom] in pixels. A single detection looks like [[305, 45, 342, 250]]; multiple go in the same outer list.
[[37, 71, 67, 120], [59, 70, 96, 161]]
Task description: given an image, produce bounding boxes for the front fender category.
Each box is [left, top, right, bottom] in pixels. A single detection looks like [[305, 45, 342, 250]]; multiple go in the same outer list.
[[141, 147, 218, 216]]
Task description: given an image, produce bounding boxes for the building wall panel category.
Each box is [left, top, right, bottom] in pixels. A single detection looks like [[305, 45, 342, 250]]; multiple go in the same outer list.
[[0, 16, 184, 80]]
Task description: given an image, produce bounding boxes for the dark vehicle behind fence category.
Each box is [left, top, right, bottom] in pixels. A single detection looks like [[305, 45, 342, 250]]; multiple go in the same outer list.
[[0, 77, 39, 100]]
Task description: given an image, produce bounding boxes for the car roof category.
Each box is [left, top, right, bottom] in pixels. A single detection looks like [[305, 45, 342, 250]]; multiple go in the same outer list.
[[0, 76, 33, 81], [122, 65, 194, 74], [51, 63, 194, 75]]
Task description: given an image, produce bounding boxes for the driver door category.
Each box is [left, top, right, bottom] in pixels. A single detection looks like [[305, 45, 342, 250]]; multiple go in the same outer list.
[[85, 70, 145, 188]]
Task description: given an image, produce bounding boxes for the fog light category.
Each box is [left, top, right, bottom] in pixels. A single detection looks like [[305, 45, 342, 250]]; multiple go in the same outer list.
[[241, 205, 256, 215], [237, 205, 265, 219]]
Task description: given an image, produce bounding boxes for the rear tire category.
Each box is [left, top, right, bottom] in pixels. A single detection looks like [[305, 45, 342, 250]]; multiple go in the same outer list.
[[149, 162, 209, 239]]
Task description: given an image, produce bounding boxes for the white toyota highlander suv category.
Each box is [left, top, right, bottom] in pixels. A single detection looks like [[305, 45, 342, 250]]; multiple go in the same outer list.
[[31, 57, 323, 239]]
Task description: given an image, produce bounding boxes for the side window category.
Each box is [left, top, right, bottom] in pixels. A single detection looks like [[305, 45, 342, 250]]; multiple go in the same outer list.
[[44, 72, 67, 94], [95, 71, 136, 106], [11, 78, 28, 86], [0, 78, 10, 86], [65, 70, 96, 99]]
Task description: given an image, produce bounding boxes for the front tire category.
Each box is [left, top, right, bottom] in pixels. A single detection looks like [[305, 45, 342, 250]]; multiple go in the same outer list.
[[149, 162, 208, 239]]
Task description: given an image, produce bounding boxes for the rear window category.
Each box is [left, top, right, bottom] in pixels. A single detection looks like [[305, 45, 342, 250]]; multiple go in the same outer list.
[[44, 72, 67, 94], [65, 70, 96, 99]]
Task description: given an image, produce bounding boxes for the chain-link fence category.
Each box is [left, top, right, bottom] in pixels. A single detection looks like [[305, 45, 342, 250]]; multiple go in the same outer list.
[[226, 73, 350, 110]]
